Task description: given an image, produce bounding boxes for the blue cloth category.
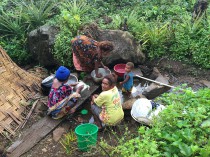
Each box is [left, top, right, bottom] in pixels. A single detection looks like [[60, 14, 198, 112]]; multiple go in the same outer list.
[[55, 66, 70, 81], [123, 72, 134, 90]]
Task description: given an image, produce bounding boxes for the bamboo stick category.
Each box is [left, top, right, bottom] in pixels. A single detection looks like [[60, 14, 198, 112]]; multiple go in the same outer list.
[[21, 100, 39, 129], [135, 75, 175, 89]]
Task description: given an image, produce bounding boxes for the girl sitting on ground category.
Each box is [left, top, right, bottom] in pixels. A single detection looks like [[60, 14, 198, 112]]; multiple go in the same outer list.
[[90, 73, 124, 129], [47, 66, 83, 119]]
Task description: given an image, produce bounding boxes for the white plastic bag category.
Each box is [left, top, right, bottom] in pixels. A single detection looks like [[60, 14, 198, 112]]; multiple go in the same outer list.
[[148, 104, 166, 120], [131, 98, 152, 118]]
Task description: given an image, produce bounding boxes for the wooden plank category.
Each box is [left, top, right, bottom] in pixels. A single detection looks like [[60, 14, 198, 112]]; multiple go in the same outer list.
[[7, 80, 99, 157]]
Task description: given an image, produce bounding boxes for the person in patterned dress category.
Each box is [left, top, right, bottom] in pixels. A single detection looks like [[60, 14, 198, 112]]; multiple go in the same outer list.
[[48, 66, 83, 119], [71, 35, 114, 78]]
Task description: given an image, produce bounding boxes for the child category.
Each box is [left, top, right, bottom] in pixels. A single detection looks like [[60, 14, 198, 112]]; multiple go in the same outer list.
[[47, 66, 83, 119], [119, 62, 134, 96]]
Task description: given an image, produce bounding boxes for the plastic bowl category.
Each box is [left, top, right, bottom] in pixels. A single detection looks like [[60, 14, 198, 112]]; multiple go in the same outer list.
[[114, 64, 126, 77], [91, 68, 111, 83], [41, 74, 78, 95], [81, 109, 88, 115]]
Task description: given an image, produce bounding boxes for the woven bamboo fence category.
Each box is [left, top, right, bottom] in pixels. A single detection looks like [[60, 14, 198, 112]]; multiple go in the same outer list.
[[0, 47, 41, 138]]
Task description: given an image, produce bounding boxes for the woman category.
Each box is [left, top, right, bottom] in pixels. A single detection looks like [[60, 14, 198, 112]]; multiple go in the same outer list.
[[47, 66, 83, 119], [90, 74, 124, 129], [71, 35, 114, 78]]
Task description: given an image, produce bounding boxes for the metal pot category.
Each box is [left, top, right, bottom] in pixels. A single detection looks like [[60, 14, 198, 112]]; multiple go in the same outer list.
[[41, 74, 78, 95]]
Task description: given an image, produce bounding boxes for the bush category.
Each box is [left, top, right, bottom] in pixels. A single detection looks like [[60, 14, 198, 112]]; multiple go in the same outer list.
[[53, 26, 73, 67], [169, 15, 210, 68], [114, 87, 210, 156], [0, 37, 32, 65]]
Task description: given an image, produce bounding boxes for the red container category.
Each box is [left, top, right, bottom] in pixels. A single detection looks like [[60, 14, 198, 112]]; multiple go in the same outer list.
[[114, 64, 126, 77]]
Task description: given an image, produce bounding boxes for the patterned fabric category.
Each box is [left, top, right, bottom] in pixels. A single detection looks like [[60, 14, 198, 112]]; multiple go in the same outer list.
[[48, 84, 72, 107], [48, 84, 77, 119], [122, 72, 134, 91], [71, 35, 102, 72], [94, 86, 124, 125]]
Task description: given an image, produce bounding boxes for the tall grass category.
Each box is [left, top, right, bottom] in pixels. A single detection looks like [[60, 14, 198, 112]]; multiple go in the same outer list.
[[14, 0, 57, 30], [0, 10, 25, 37]]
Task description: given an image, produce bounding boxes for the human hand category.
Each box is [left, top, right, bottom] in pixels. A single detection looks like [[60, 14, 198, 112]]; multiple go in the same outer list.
[[91, 100, 94, 105], [70, 82, 79, 86], [119, 82, 123, 85], [76, 85, 84, 94], [72, 92, 81, 98], [103, 66, 109, 70]]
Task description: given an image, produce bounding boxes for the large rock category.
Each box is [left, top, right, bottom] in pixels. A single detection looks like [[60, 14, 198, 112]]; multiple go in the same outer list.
[[142, 74, 171, 99], [82, 24, 145, 66], [28, 25, 59, 67]]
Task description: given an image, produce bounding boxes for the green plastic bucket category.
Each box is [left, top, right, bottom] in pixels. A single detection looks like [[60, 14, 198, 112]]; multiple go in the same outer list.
[[75, 123, 98, 151]]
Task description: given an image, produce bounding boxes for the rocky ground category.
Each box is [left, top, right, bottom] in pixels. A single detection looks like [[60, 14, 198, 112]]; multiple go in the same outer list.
[[0, 59, 209, 157]]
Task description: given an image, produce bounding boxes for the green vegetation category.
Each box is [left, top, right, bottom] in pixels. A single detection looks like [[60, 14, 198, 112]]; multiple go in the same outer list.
[[0, 0, 57, 65], [95, 86, 210, 156], [0, 1, 209, 156], [0, 0, 209, 68], [60, 130, 77, 155]]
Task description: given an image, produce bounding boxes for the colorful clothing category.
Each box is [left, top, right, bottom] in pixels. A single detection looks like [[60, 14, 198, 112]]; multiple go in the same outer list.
[[48, 84, 72, 107], [94, 86, 124, 125], [48, 84, 76, 119], [122, 72, 134, 92], [71, 35, 102, 72], [122, 86, 133, 93]]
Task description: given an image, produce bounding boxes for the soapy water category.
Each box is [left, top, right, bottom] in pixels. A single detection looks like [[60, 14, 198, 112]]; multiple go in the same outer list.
[[118, 81, 149, 103]]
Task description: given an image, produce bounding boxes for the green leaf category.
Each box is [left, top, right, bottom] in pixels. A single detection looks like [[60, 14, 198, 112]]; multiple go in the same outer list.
[[201, 119, 210, 128], [179, 143, 192, 156]]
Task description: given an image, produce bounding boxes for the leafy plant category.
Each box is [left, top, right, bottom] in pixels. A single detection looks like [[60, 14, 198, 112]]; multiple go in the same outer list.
[[52, 0, 92, 67], [0, 0, 11, 11], [53, 26, 73, 67], [60, 9, 82, 34], [169, 14, 210, 68], [114, 87, 210, 156], [61, 0, 89, 16], [0, 36, 32, 65], [14, 0, 56, 30], [60, 130, 77, 155], [0, 10, 26, 37], [79, 72, 86, 80]]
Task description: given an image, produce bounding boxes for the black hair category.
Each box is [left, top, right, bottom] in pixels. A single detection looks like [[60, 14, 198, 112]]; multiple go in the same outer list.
[[103, 73, 116, 86]]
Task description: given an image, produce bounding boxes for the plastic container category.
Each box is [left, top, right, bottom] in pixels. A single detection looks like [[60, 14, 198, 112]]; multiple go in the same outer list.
[[75, 123, 98, 151], [81, 109, 88, 115], [131, 98, 153, 125], [91, 68, 111, 83], [41, 74, 78, 95], [114, 64, 126, 77]]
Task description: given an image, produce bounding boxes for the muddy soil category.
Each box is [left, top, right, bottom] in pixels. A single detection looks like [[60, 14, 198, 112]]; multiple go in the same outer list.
[[0, 59, 209, 157]]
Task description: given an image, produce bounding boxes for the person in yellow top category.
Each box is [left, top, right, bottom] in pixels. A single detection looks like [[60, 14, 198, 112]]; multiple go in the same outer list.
[[90, 74, 124, 129]]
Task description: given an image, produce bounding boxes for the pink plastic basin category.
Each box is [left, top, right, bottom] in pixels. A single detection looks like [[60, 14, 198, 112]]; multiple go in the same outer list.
[[114, 64, 126, 77]]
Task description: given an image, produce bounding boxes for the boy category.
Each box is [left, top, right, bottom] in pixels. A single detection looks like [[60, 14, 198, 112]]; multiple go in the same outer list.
[[120, 62, 134, 96]]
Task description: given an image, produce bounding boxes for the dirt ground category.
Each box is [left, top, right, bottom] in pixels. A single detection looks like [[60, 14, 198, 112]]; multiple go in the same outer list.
[[0, 59, 209, 157]]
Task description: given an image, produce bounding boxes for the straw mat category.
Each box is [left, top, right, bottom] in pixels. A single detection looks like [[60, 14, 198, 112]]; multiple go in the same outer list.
[[0, 47, 41, 138]]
